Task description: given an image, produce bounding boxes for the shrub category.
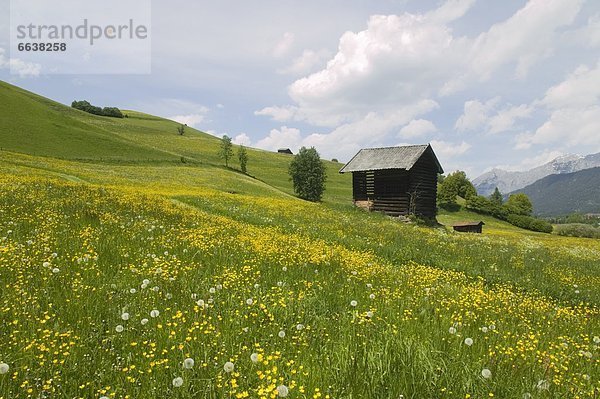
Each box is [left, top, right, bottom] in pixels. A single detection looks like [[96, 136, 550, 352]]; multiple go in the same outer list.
[[555, 223, 600, 239], [71, 100, 124, 118], [506, 214, 553, 233], [437, 171, 476, 207], [504, 193, 533, 216], [218, 135, 234, 167], [289, 147, 326, 202]]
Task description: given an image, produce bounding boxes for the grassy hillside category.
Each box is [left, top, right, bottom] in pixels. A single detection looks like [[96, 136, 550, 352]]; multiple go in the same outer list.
[[513, 167, 600, 216], [1, 82, 599, 398]]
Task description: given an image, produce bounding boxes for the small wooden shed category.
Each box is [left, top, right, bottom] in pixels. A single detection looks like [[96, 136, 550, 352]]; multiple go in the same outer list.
[[278, 148, 293, 155], [452, 221, 485, 233], [339, 144, 443, 218]]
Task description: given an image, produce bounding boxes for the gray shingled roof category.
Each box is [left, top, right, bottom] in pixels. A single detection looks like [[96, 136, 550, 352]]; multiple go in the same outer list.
[[339, 144, 443, 173]]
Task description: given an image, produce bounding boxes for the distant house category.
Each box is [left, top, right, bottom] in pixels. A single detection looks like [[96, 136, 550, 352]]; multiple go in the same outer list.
[[339, 144, 443, 218], [278, 148, 293, 155], [452, 221, 485, 233]]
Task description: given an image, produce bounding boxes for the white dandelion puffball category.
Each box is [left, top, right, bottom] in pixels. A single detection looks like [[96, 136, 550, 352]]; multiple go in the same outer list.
[[191, 293, 198, 300], [366, 311, 374, 319], [52, 268, 60, 274], [143, 279, 150, 285], [216, 284, 223, 290], [242, 327, 249, 333], [166, 293, 173, 300], [369, 293, 375, 300], [223, 361, 235, 373], [141, 283, 148, 289], [183, 358, 194, 369], [593, 336, 600, 344], [536, 380, 550, 390], [115, 325, 124, 333], [121, 313, 130, 321], [464, 338, 474, 346], [296, 323, 304, 330], [141, 318, 149, 325], [250, 353, 259, 363], [172, 376, 184, 387], [43, 261, 50, 268], [100, 396, 109, 399], [277, 281, 283, 287], [481, 368, 492, 379], [350, 300, 358, 307], [150, 309, 160, 318], [481, 326, 488, 333], [152, 286, 159, 292], [366, 283, 373, 288], [209, 287, 216, 294], [278, 330, 286, 338], [253, 283, 260, 289], [448, 327, 457, 334], [282, 266, 287, 272], [276, 384, 289, 397], [197, 299, 205, 307], [523, 393, 531, 399], [0, 362, 9, 374], [130, 288, 137, 294], [246, 298, 253, 305], [489, 324, 496, 330]]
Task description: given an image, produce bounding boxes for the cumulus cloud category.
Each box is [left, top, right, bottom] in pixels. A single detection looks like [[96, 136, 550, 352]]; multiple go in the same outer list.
[[272, 32, 295, 58], [278, 49, 331, 76], [430, 140, 471, 159], [517, 61, 600, 149], [233, 133, 252, 146], [398, 119, 437, 138], [0, 47, 41, 77], [455, 97, 532, 134], [255, 126, 302, 152]]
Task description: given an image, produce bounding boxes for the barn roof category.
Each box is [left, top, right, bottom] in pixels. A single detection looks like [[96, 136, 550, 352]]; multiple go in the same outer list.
[[339, 144, 443, 174]]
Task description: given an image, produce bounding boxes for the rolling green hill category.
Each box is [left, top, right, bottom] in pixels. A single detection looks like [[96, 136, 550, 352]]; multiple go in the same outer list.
[[512, 167, 600, 216], [1, 80, 599, 399]]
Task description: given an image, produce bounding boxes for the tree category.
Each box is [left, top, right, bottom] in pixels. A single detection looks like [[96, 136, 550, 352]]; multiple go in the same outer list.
[[437, 170, 477, 207], [238, 145, 248, 173], [504, 193, 533, 216], [489, 187, 503, 206], [288, 147, 326, 202], [219, 135, 234, 167], [177, 124, 185, 135]]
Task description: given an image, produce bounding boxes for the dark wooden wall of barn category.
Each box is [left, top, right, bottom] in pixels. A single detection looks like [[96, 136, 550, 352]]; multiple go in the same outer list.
[[350, 150, 439, 218]]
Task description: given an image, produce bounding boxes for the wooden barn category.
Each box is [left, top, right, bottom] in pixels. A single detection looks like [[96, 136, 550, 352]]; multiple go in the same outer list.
[[339, 144, 443, 218], [452, 221, 485, 233], [278, 148, 293, 155]]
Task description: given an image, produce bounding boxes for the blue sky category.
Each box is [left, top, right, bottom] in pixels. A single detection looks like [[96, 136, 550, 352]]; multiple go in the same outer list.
[[1, 0, 599, 177]]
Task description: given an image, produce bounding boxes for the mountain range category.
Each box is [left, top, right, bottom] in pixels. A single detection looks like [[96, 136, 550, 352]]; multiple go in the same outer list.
[[512, 167, 600, 216], [473, 152, 600, 196]]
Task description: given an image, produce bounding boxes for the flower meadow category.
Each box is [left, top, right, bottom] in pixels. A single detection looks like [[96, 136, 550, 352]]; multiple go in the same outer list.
[[0, 173, 598, 398]]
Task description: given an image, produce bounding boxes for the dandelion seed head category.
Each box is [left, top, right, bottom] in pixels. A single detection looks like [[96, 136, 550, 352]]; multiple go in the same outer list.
[[141, 318, 149, 325], [369, 293, 375, 300], [197, 299, 205, 307], [276, 384, 289, 397], [150, 309, 160, 318], [223, 361, 234, 373], [366, 311, 374, 319], [254, 283, 260, 289], [282, 266, 287, 272], [350, 300, 358, 307], [43, 261, 50, 268], [464, 338, 474, 346], [481, 368, 492, 379], [216, 284, 223, 290], [448, 327, 457, 334], [129, 288, 137, 294], [121, 312, 130, 321], [0, 363, 9, 374], [52, 268, 60, 274], [142, 279, 150, 285], [536, 379, 550, 390], [593, 336, 600, 344], [278, 330, 286, 338], [296, 323, 304, 330], [246, 298, 253, 305], [481, 326, 488, 333], [209, 287, 216, 294], [115, 325, 124, 333], [250, 353, 259, 363], [172, 376, 184, 387], [183, 358, 194, 369]]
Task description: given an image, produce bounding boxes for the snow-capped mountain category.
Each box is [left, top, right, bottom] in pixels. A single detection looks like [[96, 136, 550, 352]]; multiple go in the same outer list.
[[473, 152, 600, 196]]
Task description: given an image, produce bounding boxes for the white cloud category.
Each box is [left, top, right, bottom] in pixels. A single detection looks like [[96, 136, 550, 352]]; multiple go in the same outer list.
[[278, 49, 331, 76], [398, 119, 437, 138], [255, 126, 302, 152], [169, 113, 207, 127], [455, 97, 500, 132], [430, 140, 471, 159], [233, 133, 252, 146], [562, 14, 600, 48], [469, 0, 584, 79], [254, 105, 300, 122], [272, 32, 295, 58], [0, 47, 41, 77], [517, 61, 600, 149], [455, 97, 532, 134]]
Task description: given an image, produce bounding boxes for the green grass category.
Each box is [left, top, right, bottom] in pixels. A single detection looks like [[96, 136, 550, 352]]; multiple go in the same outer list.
[[0, 81, 598, 399]]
